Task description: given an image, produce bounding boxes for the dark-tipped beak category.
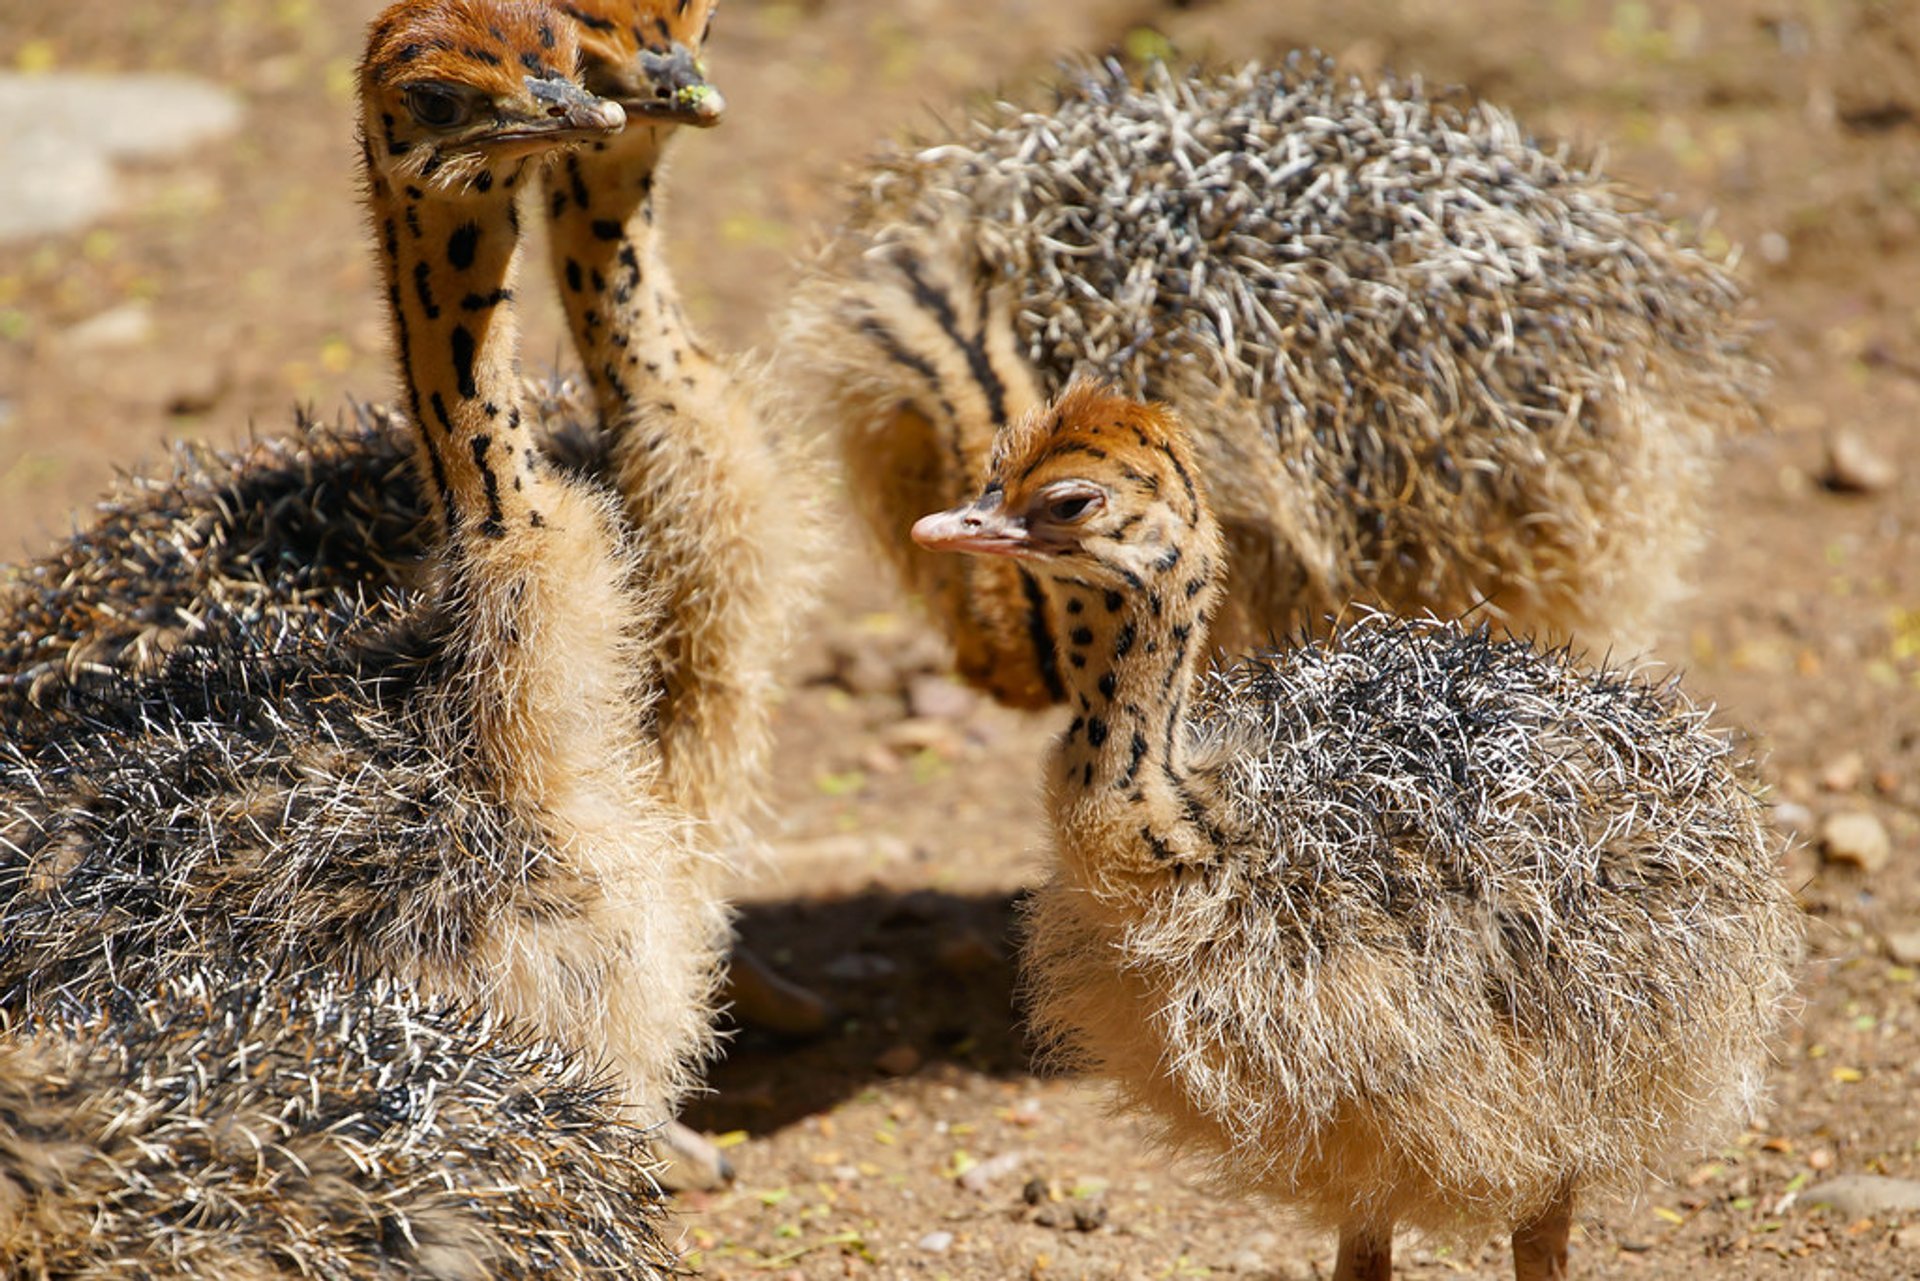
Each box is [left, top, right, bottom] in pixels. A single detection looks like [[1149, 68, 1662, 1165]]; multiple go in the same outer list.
[[911, 502, 1034, 558], [492, 76, 628, 145], [616, 42, 726, 127]]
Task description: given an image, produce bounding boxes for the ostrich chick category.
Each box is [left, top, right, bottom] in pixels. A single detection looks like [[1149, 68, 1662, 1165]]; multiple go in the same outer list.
[[788, 58, 1762, 708], [0, 0, 822, 1049], [913, 385, 1801, 1280], [0, 970, 678, 1280], [0, 0, 725, 1149], [545, 0, 831, 1046]]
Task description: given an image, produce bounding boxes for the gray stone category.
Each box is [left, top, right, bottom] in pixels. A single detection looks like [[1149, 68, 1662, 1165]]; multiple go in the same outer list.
[[1771, 800, 1815, 835], [1820, 811, 1893, 873], [1800, 1175, 1920, 1217], [955, 1148, 1032, 1193], [1884, 928, 1920, 966], [914, 1230, 953, 1253], [0, 72, 241, 243]]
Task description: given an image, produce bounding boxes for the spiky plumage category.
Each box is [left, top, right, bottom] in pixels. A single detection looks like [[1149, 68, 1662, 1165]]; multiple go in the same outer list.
[[0, 0, 810, 841], [916, 385, 1801, 1275], [787, 57, 1763, 708], [0, 0, 726, 1138], [0, 396, 608, 738], [0, 969, 679, 1279]]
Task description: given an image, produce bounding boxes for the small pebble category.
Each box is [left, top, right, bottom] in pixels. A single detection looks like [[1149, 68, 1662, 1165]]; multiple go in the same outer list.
[[1821, 431, 1898, 494], [916, 1230, 954, 1253], [882, 716, 963, 757], [875, 1043, 922, 1076], [907, 673, 976, 720], [821, 951, 898, 983], [1772, 800, 1815, 834], [1820, 752, 1865, 793], [1883, 929, 1920, 966], [956, 1148, 1032, 1193], [1893, 1225, 1920, 1251], [936, 928, 1003, 977], [1820, 811, 1892, 873], [828, 642, 899, 697]]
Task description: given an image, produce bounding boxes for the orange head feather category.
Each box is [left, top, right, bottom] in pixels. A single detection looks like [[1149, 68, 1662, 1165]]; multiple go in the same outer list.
[[359, 0, 625, 190]]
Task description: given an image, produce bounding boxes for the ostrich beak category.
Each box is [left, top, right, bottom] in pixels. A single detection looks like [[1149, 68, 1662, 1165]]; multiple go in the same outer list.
[[481, 76, 627, 150], [609, 42, 726, 127], [911, 500, 1034, 559]]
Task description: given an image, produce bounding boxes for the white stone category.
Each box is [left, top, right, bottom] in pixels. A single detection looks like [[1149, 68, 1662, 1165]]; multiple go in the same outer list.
[[0, 72, 241, 242], [1800, 1175, 1920, 1217], [59, 301, 154, 351]]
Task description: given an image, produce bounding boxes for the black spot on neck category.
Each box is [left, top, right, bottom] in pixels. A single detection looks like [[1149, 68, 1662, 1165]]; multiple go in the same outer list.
[[562, 3, 617, 32], [568, 156, 591, 211], [412, 260, 440, 319], [1018, 568, 1066, 703], [1116, 731, 1149, 789], [470, 434, 505, 538], [447, 221, 480, 270], [450, 325, 478, 398]]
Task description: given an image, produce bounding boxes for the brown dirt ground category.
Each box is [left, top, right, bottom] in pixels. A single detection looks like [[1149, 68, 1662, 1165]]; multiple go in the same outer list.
[[3, 0, 1919, 1277]]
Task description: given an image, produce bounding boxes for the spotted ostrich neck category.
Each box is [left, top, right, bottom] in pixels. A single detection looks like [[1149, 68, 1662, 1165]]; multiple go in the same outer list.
[[1042, 554, 1217, 846], [547, 134, 720, 419], [369, 166, 547, 540]]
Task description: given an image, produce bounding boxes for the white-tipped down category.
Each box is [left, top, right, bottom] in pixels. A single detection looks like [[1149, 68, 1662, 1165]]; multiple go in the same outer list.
[[778, 57, 1763, 706], [0, 969, 679, 1280], [1026, 616, 1801, 1240]]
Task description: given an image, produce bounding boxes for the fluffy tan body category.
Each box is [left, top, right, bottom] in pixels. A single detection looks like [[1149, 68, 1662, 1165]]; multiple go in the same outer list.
[[787, 60, 1763, 709], [915, 385, 1801, 1278], [0, 971, 677, 1280], [0, 0, 723, 1133]]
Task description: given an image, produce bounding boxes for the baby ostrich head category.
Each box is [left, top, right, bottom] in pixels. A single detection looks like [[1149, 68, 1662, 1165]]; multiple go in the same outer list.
[[561, 0, 724, 128], [913, 383, 1225, 621], [917, 384, 1228, 866], [359, 0, 626, 191]]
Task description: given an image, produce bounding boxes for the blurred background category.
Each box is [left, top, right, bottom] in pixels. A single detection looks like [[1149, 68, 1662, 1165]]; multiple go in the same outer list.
[[2, 2, 1918, 1276]]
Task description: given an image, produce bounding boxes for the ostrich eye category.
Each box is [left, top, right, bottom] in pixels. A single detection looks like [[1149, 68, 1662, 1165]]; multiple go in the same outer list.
[[405, 84, 469, 129], [1045, 492, 1102, 523]]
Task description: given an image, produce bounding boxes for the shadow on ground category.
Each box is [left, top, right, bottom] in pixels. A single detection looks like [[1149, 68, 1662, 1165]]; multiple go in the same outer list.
[[688, 888, 1040, 1135]]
